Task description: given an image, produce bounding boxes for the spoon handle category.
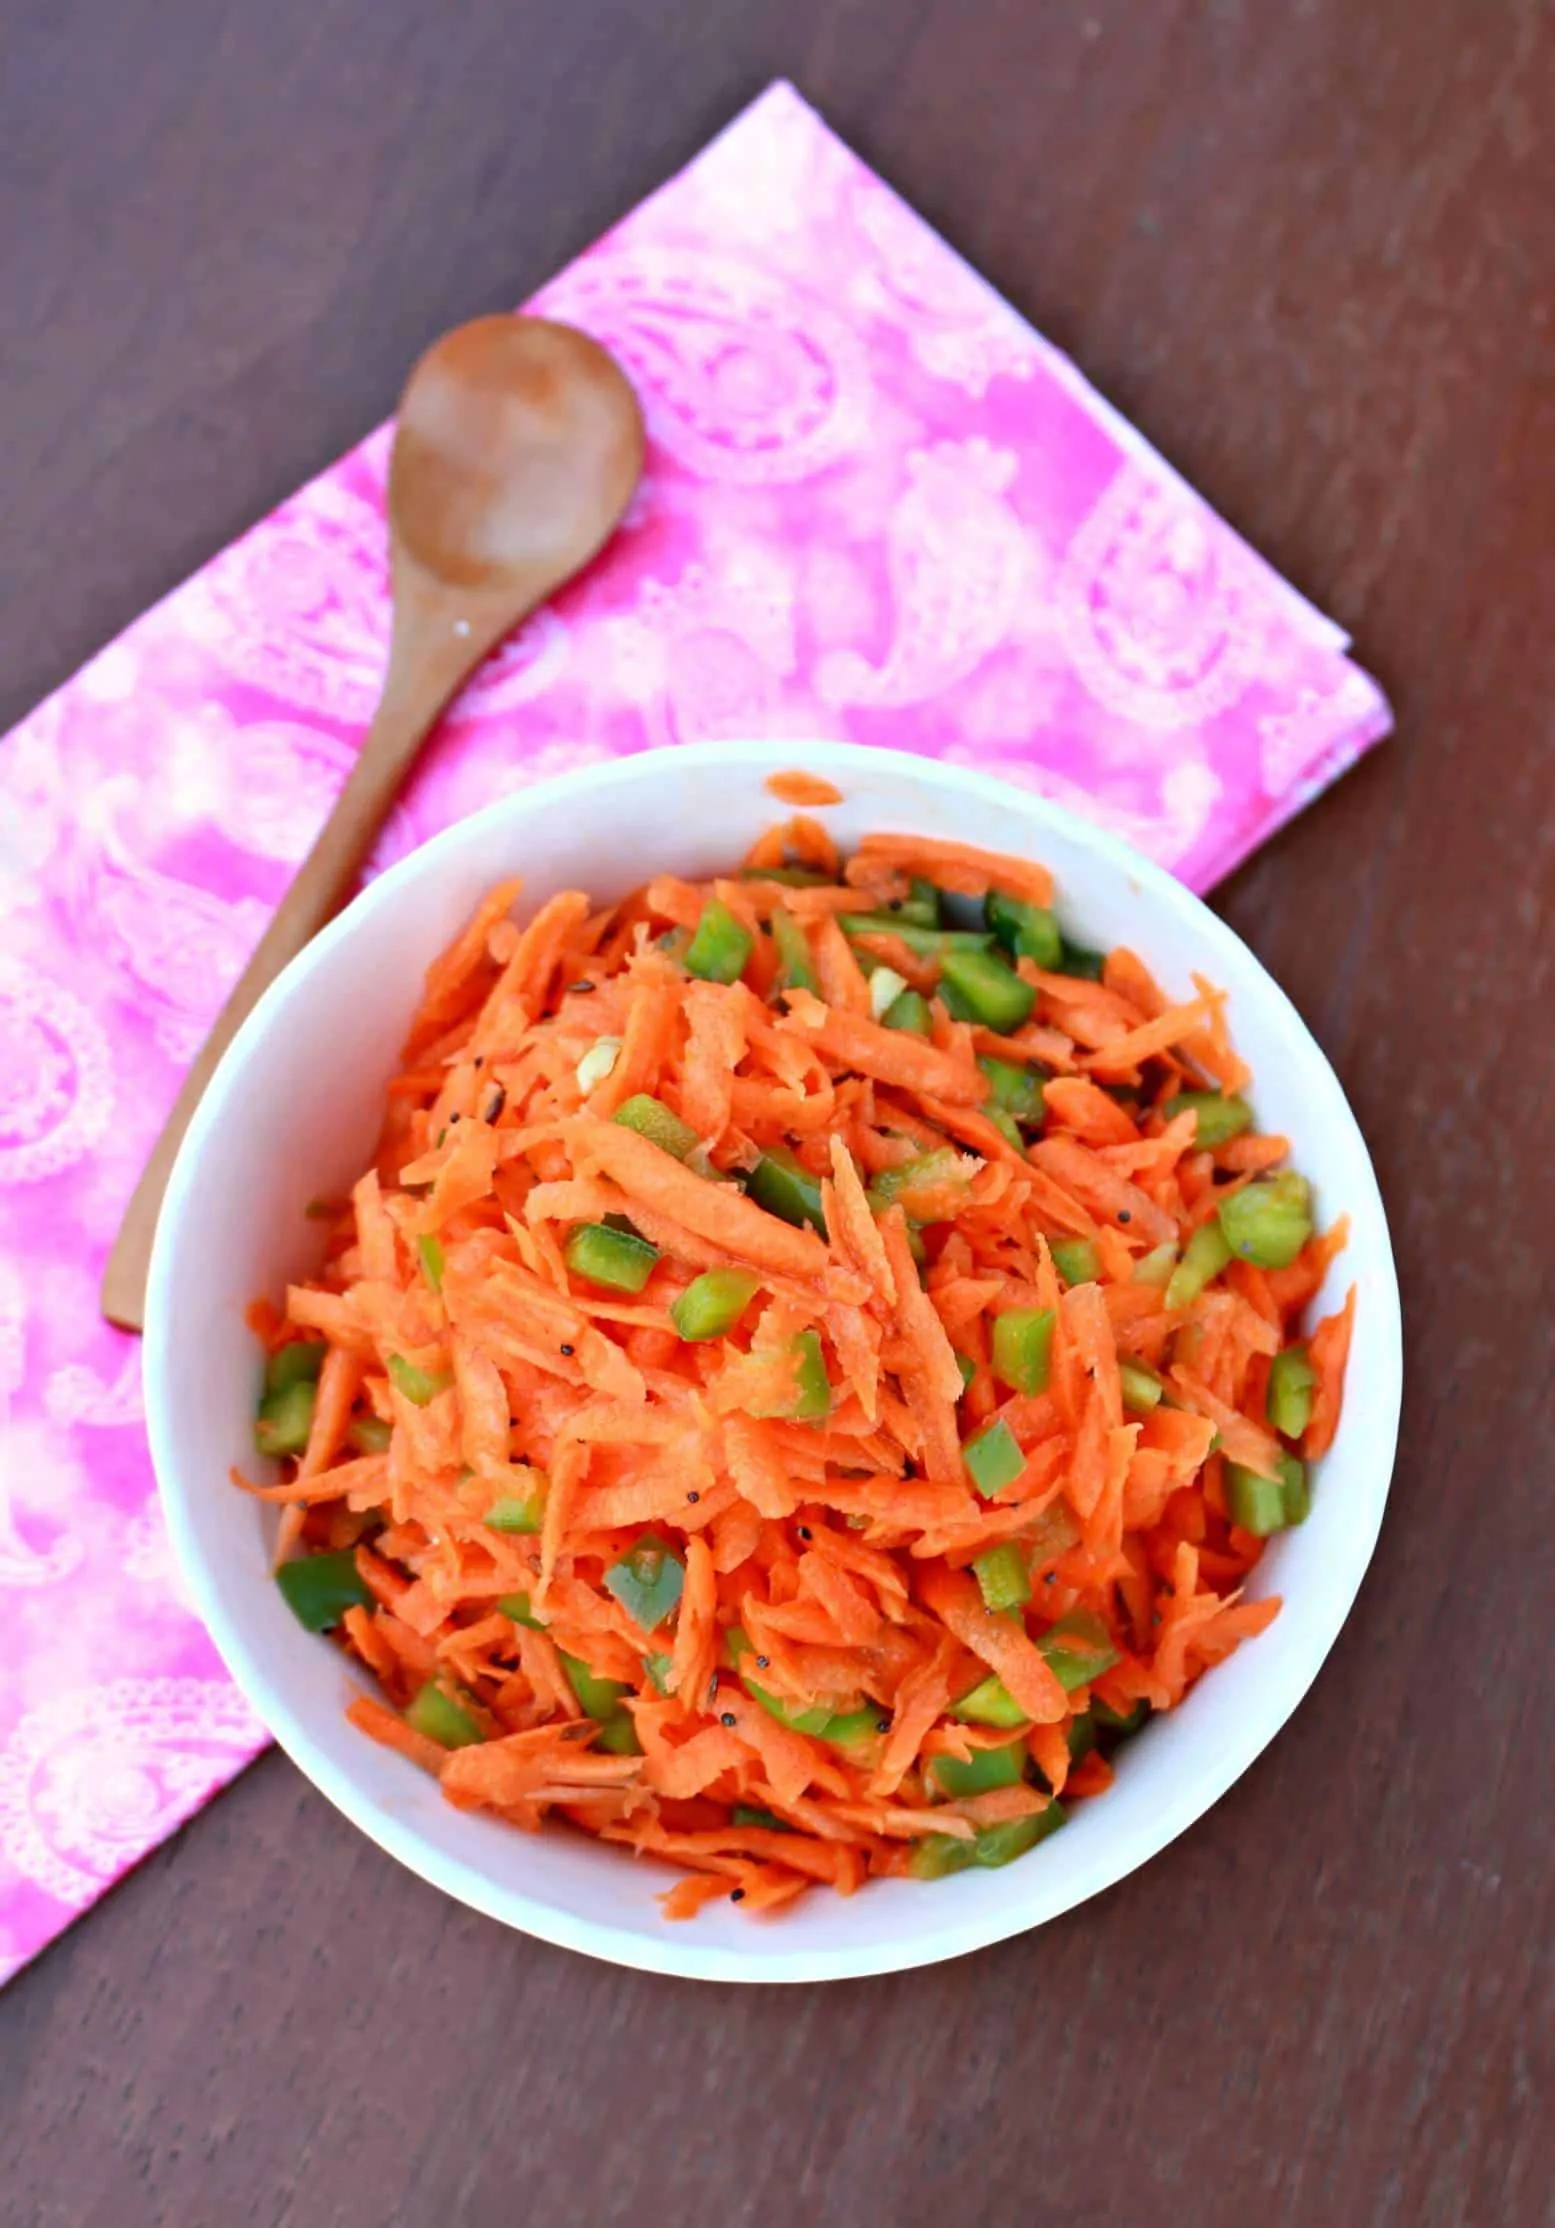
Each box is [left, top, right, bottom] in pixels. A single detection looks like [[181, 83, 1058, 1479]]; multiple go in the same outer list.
[[100, 588, 487, 1332]]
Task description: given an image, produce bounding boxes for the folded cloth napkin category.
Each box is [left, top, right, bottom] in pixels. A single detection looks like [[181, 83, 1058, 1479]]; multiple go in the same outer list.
[[0, 80, 1389, 1984]]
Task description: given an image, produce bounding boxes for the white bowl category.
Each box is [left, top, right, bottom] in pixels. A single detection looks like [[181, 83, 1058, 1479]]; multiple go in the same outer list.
[[146, 740, 1402, 1984]]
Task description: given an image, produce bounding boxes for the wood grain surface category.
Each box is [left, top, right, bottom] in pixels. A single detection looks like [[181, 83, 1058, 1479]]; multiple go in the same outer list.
[[3, 2, 1552, 2223]]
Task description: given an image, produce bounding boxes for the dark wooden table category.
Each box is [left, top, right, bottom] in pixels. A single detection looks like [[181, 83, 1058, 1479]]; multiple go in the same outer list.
[[4, 2, 1552, 2221]]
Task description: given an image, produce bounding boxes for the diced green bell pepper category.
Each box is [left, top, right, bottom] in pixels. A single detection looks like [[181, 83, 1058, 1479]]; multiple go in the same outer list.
[[684, 898, 753, 984], [731, 1804, 792, 1831], [1278, 1453, 1312, 1525], [274, 1550, 372, 1633], [909, 1802, 1065, 1877], [255, 1379, 316, 1458], [1050, 1238, 1100, 1288], [386, 1353, 453, 1406], [938, 947, 1036, 1033], [984, 889, 1063, 968], [737, 1643, 875, 1743], [1227, 1450, 1310, 1535], [613, 1093, 699, 1159], [838, 914, 994, 957], [972, 1542, 1032, 1612], [979, 1807, 1065, 1864], [868, 1147, 966, 1208], [1065, 1711, 1097, 1763], [1119, 1360, 1165, 1413], [1037, 1608, 1120, 1691], [497, 1591, 546, 1629], [1056, 938, 1105, 981], [991, 1306, 1055, 1396], [1165, 1220, 1233, 1310], [1133, 1242, 1178, 1289], [672, 1267, 762, 1341], [747, 1145, 827, 1233], [1266, 1344, 1316, 1438], [907, 1830, 979, 1879], [788, 1329, 831, 1422], [603, 1534, 686, 1632], [1224, 1465, 1282, 1534], [565, 1221, 660, 1293], [979, 1055, 1046, 1123], [900, 878, 942, 927], [883, 988, 933, 1036], [928, 1737, 1027, 1798], [814, 1705, 881, 1748], [265, 1340, 326, 1396], [1218, 1173, 1314, 1271], [483, 1473, 547, 1534], [416, 1233, 445, 1291], [592, 1712, 642, 1756], [770, 904, 820, 993], [748, 1681, 833, 1736], [1093, 1696, 1150, 1737], [754, 1329, 830, 1423], [347, 1413, 392, 1455], [949, 1674, 1028, 1728], [406, 1682, 483, 1750], [558, 1649, 633, 1720], [1164, 1090, 1255, 1147], [963, 1416, 1027, 1498]]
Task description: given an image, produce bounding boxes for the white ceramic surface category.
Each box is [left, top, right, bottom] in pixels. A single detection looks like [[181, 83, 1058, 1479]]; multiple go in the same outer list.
[[145, 741, 1402, 1984]]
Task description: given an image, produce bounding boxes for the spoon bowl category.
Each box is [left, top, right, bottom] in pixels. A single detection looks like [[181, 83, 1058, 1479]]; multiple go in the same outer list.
[[391, 314, 644, 596]]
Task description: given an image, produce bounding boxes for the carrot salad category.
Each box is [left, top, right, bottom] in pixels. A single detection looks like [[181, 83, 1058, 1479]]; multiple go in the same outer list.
[[242, 819, 1354, 1919]]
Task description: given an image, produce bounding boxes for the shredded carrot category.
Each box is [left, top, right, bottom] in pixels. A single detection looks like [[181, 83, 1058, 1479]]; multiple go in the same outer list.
[[245, 817, 1352, 1918], [766, 769, 843, 808], [669, 1536, 717, 1701], [1304, 1286, 1356, 1460], [299, 1346, 363, 1478], [1030, 1133, 1177, 1246], [679, 981, 748, 1143], [781, 990, 983, 1103], [570, 1119, 829, 1280], [854, 832, 1053, 908], [1079, 992, 1224, 1077], [1042, 1077, 1140, 1146], [406, 878, 521, 1043], [917, 1565, 1069, 1723], [1218, 1133, 1291, 1175], [811, 915, 873, 1016], [347, 1692, 449, 1776], [1026, 1720, 1072, 1797], [780, 815, 842, 876]]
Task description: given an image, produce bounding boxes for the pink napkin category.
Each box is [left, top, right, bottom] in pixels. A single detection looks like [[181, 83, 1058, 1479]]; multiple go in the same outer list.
[[0, 81, 1389, 1984]]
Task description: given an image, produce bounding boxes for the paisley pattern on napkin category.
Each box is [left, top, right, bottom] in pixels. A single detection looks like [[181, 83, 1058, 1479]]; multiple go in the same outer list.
[[0, 80, 1389, 1985]]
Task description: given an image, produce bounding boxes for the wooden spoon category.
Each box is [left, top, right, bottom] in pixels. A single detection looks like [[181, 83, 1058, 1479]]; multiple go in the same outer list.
[[102, 313, 645, 1331]]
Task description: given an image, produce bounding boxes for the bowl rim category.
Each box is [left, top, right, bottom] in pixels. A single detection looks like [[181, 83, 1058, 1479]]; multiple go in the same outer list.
[[146, 738, 1403, 1984]]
